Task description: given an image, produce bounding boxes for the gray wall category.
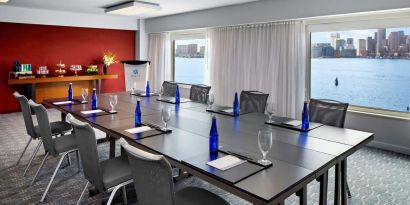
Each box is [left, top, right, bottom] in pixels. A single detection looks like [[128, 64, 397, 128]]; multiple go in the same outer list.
[[146, 0, 410, 33], [144, 0, 410, 155]]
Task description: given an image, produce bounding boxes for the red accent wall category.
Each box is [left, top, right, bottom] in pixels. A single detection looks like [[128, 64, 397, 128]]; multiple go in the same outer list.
[[0, 22, 136, 113]]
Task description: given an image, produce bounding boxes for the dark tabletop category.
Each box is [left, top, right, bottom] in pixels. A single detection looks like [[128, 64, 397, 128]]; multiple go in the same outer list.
[[44, 92, 374, 204]]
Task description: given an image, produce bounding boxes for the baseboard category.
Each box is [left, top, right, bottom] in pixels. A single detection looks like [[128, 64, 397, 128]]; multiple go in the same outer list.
[[367, 140, 410, 155]]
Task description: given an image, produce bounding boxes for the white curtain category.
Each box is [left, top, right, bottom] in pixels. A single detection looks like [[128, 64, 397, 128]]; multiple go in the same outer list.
[[147, 33, 171, 92], [207, 21, 306, 118]]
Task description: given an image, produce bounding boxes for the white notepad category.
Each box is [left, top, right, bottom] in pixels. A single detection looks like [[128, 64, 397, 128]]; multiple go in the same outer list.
[[125, 126, 152, 134], [53, 101, 73, 105], [222, 108, 234, 113], [282, 120, 302, 127], [206, 155, 246, 171], [81, 109, 103, 114]]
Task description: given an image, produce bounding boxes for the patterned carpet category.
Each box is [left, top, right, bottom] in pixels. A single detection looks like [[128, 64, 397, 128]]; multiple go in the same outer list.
[[1, 109, 410, 205]]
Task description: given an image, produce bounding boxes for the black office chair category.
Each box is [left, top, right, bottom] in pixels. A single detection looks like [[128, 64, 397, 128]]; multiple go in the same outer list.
[[13, 92, 72, 177], [120, 138, 230, 205], [190, 84, 211, 103], [240, 91, 269, 113], [29, 101, 79, 202], [162, 81, 177, 97], [67, 114, 133, 205], [309, 99, 352, 198]]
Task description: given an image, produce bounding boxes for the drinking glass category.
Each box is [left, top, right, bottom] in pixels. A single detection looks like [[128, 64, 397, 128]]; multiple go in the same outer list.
[[265, 103, 275, 123], [207, 93, 214, 109], [81, 88, 88, 103], [131, 82, 137, 94], [257, 130, 273, 166], [109, 95, 118, 113], [161, 107, 172, 130], [158, 86, 164, 99]]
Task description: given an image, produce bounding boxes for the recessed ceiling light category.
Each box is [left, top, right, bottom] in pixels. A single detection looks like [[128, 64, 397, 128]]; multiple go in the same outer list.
[[105, 1, 161, 16], [0, 0, 9, 3]]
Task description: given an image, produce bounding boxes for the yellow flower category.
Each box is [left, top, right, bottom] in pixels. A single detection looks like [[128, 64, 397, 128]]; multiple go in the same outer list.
[[102, 51, 119, 66]]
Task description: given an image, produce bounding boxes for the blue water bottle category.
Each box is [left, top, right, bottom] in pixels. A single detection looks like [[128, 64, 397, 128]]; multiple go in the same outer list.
[[233, 92, 239, 116], [209, 117, 219, 154], [175, 85, 180, 104], [135, 100, 142, 127], [145, 81, 150, 97], [91, 88, 98, 110], [301, 101, 309, 131], [68, 83, 73, 101]]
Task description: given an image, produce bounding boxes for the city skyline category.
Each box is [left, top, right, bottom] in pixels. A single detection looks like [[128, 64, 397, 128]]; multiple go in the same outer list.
[[311, 28, 410, 44], [311, 27, 410, 58]]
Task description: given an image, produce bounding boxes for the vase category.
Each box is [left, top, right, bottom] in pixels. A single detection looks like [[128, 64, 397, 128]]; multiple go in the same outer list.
[[103, 65, 108, 75]]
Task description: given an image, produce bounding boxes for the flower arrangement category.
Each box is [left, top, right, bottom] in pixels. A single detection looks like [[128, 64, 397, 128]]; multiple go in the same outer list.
[[102, 51, 119, 74]]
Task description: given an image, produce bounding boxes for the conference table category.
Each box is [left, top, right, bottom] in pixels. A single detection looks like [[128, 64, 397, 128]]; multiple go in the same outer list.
[[43, 92, 374, 205]]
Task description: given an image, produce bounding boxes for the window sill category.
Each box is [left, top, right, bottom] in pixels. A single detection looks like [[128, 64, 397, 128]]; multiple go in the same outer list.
[[348, 106, 410, 121]]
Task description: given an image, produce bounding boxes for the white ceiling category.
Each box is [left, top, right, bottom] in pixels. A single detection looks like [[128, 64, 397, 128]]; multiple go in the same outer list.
[[2, 0, 259, 19]]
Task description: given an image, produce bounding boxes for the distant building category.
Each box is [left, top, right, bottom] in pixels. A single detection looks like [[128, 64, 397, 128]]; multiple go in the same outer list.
[[311, 43, 334, 58], [341, 49, 357, 57], [330, 33, 340, 49], [388, 32, 400, 52], [377, 28, 386, 54], [367, 36, 376, 56], [187, 44, 198, 56], [199, 46, 205, 55], [358, 39, 367, 56], [346, 38, 355, 49], [176, 45, 188, 55]]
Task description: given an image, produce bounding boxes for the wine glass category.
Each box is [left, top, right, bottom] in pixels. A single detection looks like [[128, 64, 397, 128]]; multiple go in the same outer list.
[[158, 86, 164, 99], [207, 93, 214, 109], [81, 88, 88, 103], [161, 107, 172, 130], [131, 82, 137, 94], [265, 103, 275, 123], [109, 95, 118, 113], [257, 130, 273, 166]]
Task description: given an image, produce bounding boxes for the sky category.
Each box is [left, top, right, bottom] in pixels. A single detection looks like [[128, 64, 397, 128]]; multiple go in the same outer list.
[[311, 27, 410, 44]]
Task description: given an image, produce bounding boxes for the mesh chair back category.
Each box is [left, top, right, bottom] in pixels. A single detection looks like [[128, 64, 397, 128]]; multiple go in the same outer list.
[[240, 91, 269, 113], [13, 92, 36, 138], [162, 81, 177, 97], [67, 115, 104, 192], [190, 84, 211, 103], [29, 101, 56, 155], [309, 99, 349, 128], [122, 139, 175, 205]]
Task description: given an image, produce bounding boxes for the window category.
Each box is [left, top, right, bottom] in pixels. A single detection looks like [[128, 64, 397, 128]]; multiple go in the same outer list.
[[172, 35, 206, 85], [310, 27, 410, 113]]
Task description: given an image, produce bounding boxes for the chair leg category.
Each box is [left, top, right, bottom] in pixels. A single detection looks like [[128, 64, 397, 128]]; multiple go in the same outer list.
[[107, 184, 125, 205], [40, 152, 68, 202], [30, 152, 49, 186], [16, 138, 32, 166], [23, 140, 42, 177], [76, 150, 81, 171], [76, 181, 90, 205], [122, 186, 128, 204], [67, 153, 72, 166]]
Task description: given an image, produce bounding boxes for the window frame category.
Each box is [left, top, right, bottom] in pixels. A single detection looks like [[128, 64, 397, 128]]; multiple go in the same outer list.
[[170, 30, 207, 86], [305, 11, 410, 119]]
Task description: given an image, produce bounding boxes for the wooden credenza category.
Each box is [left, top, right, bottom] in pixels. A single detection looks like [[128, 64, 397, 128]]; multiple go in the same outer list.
[[8, 74, 118, 103]]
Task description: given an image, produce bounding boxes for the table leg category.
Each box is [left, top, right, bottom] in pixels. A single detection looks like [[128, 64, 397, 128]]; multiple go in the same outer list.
[[296, 185, 307, 205], [61, 112, 67, 122], [27, 84, 36, 101], [334, 163, 341, 205], [317, 171, 328, 205], [98, 79, 102, 94], [108, 134, 116, 158], [341, 159, 347, 205]]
